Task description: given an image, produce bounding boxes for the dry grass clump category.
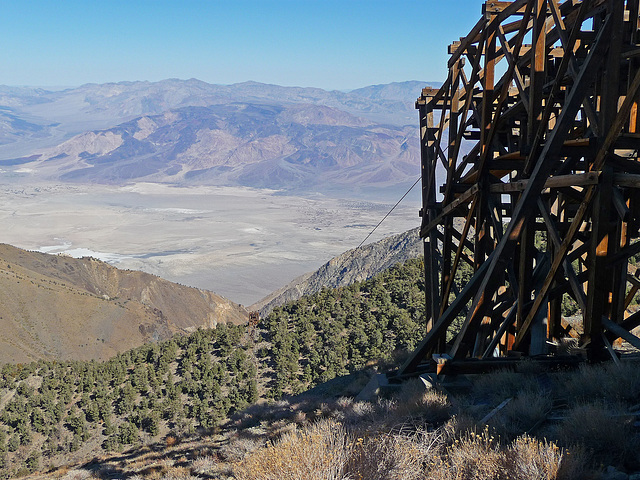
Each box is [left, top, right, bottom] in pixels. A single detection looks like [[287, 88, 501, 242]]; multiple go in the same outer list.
[[129, 470, 201, 480], [508, 435, 562, 479], [233, 419, 350, 480], [218, 434, 265, 462], [348, 400, 376, 419], [159, 476, 201, 480], [427, 429, 584, 480], [557, 402, 636, 465], [421, 389, 454, 421], [488, 390, 552, 440], [558, 361, 640, 406], [344, 430, 441, 480], [126, 463, 204, 480], [472, 369, 541, 403], [331, 398, 377, 425], [59, 469, 98, 480], [508, 435, 587, 480], [191, 454, 233, 478], [387, 379, 452, 428], [190, 454, 216, 473], [428, 427, 507, 480], [440, 413, 477, 442], [165, 435, 179, 448]]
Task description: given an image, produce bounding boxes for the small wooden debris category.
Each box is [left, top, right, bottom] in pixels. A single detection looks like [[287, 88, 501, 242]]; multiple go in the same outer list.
[[480, 397, 512, 424]]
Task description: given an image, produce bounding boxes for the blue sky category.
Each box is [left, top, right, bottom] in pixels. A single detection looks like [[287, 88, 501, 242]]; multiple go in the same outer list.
[[2, 1, 483, 90]]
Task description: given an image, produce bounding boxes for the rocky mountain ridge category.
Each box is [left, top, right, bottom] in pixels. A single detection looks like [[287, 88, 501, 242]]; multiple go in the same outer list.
[[251, 227, 422, 316]]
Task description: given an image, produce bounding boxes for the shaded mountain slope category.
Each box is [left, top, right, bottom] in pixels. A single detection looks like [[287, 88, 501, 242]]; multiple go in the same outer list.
[[251, 227, 421, 316], [0, 244, 247, 363]]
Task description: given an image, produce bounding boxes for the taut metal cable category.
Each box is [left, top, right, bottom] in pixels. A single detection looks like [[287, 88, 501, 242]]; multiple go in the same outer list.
[[356, 175, 422, 249]]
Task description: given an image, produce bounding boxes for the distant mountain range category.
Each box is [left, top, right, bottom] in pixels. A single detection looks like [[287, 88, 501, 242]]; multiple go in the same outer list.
[[0, 244, 247, 363], [20, 103, 419, 192], [0, 79, 439, 194], [251, 227, 422, 316]]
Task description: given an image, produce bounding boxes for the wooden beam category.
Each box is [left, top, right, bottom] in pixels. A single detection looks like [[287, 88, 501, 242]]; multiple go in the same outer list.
[[614, 174, 640, 188], [496, 13, 615, 350], [489, 171, 601, 193], [420, 185, 479, 238], [484, 1, 528, 14], [406, 0, 640, 376], [602, 317, 640, 350], [397, 255, 492, 376]]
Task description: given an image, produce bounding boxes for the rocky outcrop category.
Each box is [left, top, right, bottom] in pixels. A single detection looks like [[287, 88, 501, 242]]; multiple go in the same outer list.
[[251, 227, 422, 316]]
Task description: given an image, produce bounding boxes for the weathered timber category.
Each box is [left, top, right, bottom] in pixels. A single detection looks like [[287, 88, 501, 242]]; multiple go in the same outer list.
[[395, 0, 640, 379]]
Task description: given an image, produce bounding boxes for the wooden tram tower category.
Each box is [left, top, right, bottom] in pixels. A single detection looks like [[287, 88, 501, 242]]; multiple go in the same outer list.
[[396, 0, 640, 378]]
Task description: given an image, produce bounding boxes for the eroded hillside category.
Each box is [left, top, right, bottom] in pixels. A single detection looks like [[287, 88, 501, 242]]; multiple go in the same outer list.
[[0, 244, 247, 363]]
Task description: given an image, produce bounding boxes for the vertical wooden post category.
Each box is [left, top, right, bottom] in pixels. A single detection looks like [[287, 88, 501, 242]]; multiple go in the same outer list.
[[419, 96, 441, 333], [547, 194, 562, 340], [527, 0, 547, 150], [585, 166, 614, 360]]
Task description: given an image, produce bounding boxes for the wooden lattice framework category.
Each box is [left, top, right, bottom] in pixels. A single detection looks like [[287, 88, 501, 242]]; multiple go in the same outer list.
[[397, 0, 640, 377]]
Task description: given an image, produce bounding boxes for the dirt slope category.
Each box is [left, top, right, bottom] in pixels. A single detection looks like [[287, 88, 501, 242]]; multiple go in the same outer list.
[[0, 244, 247, 363]]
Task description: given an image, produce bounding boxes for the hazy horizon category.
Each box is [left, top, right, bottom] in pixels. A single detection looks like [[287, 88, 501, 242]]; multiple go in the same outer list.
[[3, 1, 485, 90], [2, 77, 439, 93]]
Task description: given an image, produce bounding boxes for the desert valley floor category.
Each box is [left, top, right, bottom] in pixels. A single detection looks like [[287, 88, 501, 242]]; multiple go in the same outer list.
[[0, 181, 420, 305]]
